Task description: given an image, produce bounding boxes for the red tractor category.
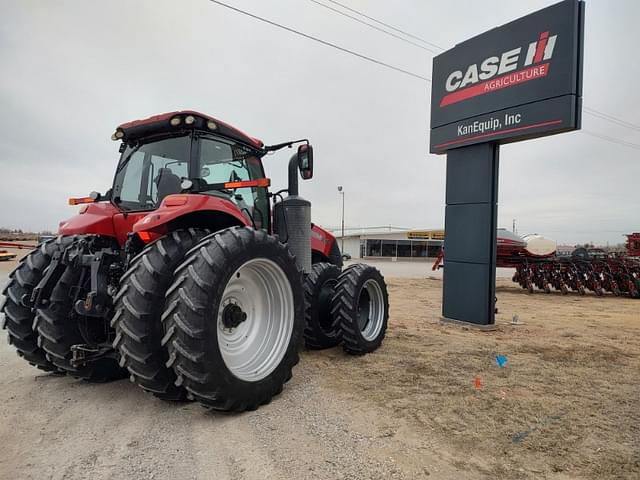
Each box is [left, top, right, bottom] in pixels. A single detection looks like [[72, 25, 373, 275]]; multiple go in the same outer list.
[[1, 111, 389, 411]]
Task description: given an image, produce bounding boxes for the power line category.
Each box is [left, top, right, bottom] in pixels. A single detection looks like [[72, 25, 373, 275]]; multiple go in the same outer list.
[[581, 129, 640, 151], [583, 107, 640, 132], [324, 2, 640, 135], [208, 0, 431, 82], [324, 0, 445, 52], [209, 2, 640, 153], [309, 0, 441, 55]]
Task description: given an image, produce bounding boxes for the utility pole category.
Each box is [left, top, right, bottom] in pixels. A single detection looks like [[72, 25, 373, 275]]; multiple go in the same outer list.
[[512, 218, 516, 234], [337, 186, 345, 253]]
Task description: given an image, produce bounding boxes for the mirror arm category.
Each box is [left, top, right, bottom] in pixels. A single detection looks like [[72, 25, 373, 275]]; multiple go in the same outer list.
[[264, 138, 309, 153]]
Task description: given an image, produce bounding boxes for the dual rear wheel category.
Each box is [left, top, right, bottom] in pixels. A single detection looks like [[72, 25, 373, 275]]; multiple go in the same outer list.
[[303, 262, 389, 355], [0, 237, 73, 373], [112, 228, 209, 400]]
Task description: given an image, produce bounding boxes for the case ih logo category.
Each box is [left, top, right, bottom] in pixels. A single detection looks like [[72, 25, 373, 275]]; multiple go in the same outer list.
[[440, 31, 557, 107]]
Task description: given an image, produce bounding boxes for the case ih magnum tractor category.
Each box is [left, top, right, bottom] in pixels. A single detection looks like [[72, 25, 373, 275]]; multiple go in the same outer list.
[[1, 111, 389, 411]]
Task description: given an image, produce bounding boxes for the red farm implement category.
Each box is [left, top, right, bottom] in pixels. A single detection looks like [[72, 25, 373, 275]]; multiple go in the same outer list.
[[513, 257, 639, 298], [434, 230, 640, 299], [0, 241, 37, 261]]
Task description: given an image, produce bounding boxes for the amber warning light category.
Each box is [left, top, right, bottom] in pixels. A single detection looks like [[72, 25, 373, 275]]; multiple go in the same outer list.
[[68, 196, 96, 206]]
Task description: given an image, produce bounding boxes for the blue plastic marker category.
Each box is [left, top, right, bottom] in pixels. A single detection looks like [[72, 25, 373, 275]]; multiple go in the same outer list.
[[496, 355, 508, 368]]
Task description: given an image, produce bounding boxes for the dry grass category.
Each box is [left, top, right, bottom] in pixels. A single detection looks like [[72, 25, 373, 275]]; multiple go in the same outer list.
[[314, 278, 640, 479]]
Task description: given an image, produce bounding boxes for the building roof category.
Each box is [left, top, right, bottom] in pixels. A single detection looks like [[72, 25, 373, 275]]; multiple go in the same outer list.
[[336, 228, 444, 240]]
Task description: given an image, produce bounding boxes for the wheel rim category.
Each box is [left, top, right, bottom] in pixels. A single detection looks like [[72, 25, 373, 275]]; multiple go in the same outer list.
[[357, 278, 385, 341], [216, 258, 294, 382]]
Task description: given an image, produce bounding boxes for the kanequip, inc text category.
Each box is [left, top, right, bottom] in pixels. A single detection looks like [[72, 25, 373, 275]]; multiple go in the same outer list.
[[456, 113, 522, 137], [457, 118, 500, 136]]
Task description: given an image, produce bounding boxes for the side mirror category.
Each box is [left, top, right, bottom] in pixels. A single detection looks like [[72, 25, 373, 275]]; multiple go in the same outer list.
[[297, 144, 313, 180], [89, 191, 101, 201]]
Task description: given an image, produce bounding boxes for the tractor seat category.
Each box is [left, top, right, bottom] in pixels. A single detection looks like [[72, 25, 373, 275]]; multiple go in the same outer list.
[[155, 168, 182, 203]]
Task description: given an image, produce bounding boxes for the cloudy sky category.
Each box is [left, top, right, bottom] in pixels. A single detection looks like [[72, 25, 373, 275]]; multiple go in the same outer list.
[[1, 0, 638, 245]]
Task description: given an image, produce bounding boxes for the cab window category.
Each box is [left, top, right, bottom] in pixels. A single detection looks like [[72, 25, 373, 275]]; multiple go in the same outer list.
[[197, 137, 268, 229], [113, 135, 190, 210]]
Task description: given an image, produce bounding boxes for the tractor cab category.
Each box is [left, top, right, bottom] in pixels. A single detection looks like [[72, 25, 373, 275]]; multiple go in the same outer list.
[[64, 111, 328, 263], [111, 111, 272, 229]]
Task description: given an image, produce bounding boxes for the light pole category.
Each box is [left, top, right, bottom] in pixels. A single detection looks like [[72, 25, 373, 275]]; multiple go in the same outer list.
[[337, 186, 345, 253]]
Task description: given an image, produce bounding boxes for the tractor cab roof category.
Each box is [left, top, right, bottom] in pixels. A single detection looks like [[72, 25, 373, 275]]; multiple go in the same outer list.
[[114, 110, 264, 150]]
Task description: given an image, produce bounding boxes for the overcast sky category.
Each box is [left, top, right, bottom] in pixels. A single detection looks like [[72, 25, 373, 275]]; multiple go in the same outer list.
[[1, 0, 638, 245]]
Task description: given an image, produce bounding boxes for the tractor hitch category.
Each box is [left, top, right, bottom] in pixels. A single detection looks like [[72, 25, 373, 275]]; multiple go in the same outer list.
[[73, 250, 122, 317], [70, 343, 116, 368]]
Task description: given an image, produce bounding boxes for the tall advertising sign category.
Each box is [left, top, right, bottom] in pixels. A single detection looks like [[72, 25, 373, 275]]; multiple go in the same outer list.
[[431, 0, 584, 326]]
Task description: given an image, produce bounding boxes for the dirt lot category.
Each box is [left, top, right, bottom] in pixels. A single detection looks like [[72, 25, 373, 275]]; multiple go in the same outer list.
[[0, 254, 638, 479]]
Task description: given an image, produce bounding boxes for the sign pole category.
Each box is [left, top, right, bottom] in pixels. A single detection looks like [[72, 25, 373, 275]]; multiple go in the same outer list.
[[442, 143, 499, 327]]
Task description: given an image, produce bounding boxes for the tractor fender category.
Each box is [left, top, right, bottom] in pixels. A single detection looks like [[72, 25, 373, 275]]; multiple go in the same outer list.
[[58, 202, 119, 238], [311, 224, 342, 267], [132, 194, 249, 234]]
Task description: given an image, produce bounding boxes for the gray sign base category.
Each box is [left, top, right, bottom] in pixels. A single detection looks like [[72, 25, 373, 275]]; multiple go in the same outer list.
[[442, 142, 499, 326], [440, 316, 498, 331]]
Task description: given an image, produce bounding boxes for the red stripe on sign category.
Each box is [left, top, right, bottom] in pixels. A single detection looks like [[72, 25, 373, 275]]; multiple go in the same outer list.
[[434, 119, 562, 149], [439, 63, 551, 107], [534, 31, 549, 64]]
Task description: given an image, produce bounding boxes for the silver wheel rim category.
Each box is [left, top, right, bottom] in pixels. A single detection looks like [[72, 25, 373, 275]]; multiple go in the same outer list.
[[217, 258, 294, 382], [358, 278, 385, 341]]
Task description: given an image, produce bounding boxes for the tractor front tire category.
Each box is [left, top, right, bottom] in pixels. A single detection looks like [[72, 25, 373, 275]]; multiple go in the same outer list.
[[162, 227, 304, 411], [331, 264, 389, 355], [303, 262, 341, 349], [35, 261, 125, 382], [1, 237, 72, 373], [112, 229, 208, 400]]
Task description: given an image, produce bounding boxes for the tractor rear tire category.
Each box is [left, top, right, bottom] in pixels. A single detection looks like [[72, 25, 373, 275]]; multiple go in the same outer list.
[[162, 227, 304, 411], [1, 237, 72, 373], [35, 261, 126, 382], [112, 228, 208, 400], [331, 264, 389, 355], [303, 262, 341, 349]]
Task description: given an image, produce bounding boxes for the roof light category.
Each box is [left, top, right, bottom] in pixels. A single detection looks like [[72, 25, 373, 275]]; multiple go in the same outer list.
[[185, 115, 195, 125], [207, 120, 217, 130], [111, 129, 124, 141], [170, 116, 181, 126]]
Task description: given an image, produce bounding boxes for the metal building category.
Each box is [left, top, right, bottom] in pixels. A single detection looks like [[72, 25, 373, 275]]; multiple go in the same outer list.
[[336, 229, 444, 261]]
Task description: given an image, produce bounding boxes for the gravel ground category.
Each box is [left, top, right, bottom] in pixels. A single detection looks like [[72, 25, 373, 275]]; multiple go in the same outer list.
[[0, 254, 638, 479]]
